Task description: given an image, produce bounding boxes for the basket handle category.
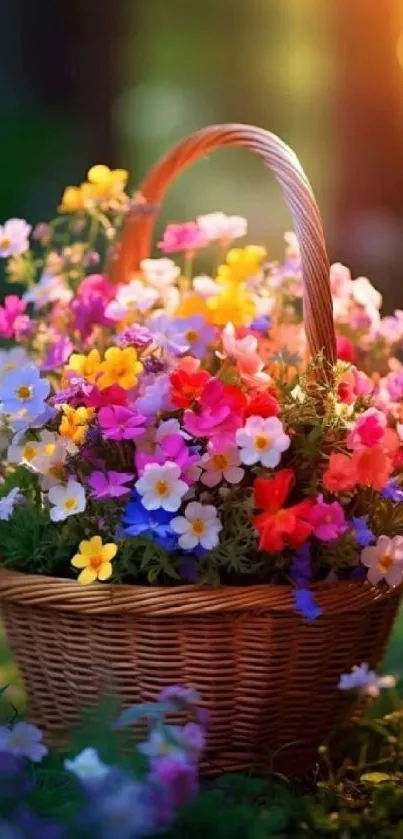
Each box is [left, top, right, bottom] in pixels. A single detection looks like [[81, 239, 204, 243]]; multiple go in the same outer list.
[[112, 123, 336, 363]]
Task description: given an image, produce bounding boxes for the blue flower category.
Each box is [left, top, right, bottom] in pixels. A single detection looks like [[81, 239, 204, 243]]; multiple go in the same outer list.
[[381, 480, 403, 503], [291, 542, 312, 585], [0, 364, 49, 418], [147, 313, 190, 356], [250, 315, 271, 333], [293, 589, 322, 622], [172, 315, 215, 358], [122, 495, 177, 551], [349, 516, 375, 547]]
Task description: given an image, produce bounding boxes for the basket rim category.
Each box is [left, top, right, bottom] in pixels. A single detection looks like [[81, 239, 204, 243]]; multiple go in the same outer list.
[[0, 567, 400, 616]]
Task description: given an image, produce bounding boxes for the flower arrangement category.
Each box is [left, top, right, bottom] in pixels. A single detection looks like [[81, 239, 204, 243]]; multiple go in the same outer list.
[[1, 172, 403, 621]]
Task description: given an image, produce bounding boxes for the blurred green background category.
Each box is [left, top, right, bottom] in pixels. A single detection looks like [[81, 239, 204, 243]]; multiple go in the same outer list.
[[1, 0, 403, 690]]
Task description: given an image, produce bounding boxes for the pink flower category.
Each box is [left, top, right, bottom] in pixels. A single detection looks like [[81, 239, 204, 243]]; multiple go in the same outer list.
[[219, 323, 271, 390], [88, 470, 134, 499], [201, 442, 244, 487], [196, 212, 247, 243], [183, 378, 242, 442], [336, 336, 356, 364], [347, 408, 387, 450], [98, 405, 146, 440], [78, 273, 115, 301], [361, 535, 403, 586], [136, 434, 201, 485], [0, 295, 30, 339], [158, 222, 207, 254], [308, 495, 348, 541]]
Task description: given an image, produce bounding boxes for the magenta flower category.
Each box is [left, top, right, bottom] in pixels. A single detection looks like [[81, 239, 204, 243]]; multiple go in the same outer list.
[[136, 433, 200, 484], [308, 495, 348, 541], [158, 222, 207, 254], [347, 408, 386, 450], [98, 405, 147, 440], [183, 378, 242, 442], [0, 295, 30, 339], [77, 273, 115, 301], [71, 294, 114, 341], [41, 336, 74, 372], [88, 470, 134, 499]]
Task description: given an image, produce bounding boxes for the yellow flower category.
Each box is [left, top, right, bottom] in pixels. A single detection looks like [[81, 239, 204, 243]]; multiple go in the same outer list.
[[207, 287, 256, 327], [87, 164, 128, 198], [59, 405, 94, 444], [217, 245, 266, 286], [71, 535, 117, 585], [59, 185, 86, 214], [66, 349, 101, 384], [98, 347, 143, 390]]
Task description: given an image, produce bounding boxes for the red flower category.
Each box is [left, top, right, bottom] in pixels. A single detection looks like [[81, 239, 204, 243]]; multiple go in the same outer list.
[[245, 391, 280, 419], [170, 369, 210, 409], [253, 469, 314, 553], [222, 383, 247, 416], [323, 453, 356, 493]]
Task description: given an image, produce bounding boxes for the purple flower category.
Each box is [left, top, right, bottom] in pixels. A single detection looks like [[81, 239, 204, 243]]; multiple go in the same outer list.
[[159, 685, 201, 706], [381, 479, 403, 503], [83, 776, 156, 839], [142, 356, 167, 375], [98, 405, 147, 441], [147, 313, 190, 355], [88, 470, 134, 499], [171, 315, 215, 358], [250, 315, 271, 333], [117, 324, 153, 349], [0, 751, 33, 800], [293, 589, 322, 622], [41, 336, 74, 373], [0, 722, 47, 763], [349, 515, 375, 547], [151, 754, 198, 808], [11, 807, 65, 839], [291, 542, 312, 585]]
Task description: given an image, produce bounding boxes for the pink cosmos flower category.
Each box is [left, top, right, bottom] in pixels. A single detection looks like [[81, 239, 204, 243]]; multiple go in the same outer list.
[[88, 470, 134, 499], [308, 495, 348, 541], [0, 295, 30, 339], [158, 222, 207, 254], [98, 405, 146, 440], [347, 408, 387, 450], [77, 273, 116, 301], [183, 378, 242, 442]]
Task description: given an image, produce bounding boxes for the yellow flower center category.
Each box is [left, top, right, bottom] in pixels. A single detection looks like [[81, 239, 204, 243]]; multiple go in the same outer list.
[[3, 362, 17, 372], [212, 453, 228, 470], [255, 434, 270, 451], [185, 328, 199, 343], [44, 442, 56, 456], [378, 552, 393, 574], [191, 519, 205, 536], [0, 237, 11, 250], [155, 479, 169, 497], [22, 444, 37, 463], [16, 385, 32, 401], [63, 497, 78, 511]]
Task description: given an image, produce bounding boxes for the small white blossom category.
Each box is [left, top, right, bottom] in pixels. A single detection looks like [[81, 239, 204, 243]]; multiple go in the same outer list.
[[65, 747, 110, 782], [338, 663, 396, 698], [171, 501, 222, 550], [135, 462, 188, 512], [236, 416, 290, 468], [0, 488, 21, 521], [48, 479, 86, 522]]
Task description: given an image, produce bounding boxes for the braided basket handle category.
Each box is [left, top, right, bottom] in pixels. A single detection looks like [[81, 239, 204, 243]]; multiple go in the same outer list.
[[112, 123, 336, 363]]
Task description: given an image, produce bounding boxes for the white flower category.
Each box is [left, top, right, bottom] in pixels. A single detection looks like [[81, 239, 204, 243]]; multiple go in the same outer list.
[[290, 385, 306, 404], [140, 257, 180, 289], [138, 727, 186, 760], [196, 212, 247, 243], [0, 348, 30, 381], [171, 501, 222, 550], [64, 747, 110, 782], [361, 535, 403, 586], [155, 418, 190, 442], [0, 721, 47, 762], [192, 275, 220, 298], [351, 276, 382, 312], [135, 462, 188, 512], [105, 280, 159, 320], [48, 479, 86, 522], [0, 218, 31, 257], [8, 437, 42, 469], [34, 430, 68, 487], [338, 663, 396, 698], [284, 231, 300, 259], [236, 416, 291, 468], [24, 272, 73, 309], [0, 488, 21, 521], [200, 444, 244, 488]]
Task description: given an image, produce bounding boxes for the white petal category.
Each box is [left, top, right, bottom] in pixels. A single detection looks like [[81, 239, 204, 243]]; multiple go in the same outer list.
[[162, 493, 183, 512], [200, 529, 220, 549], [179, 532, 199, 550], [261, 449, 281, 468], [184, 501, 204, 520], [235, 429, 252, 448], [224, 466, 244, 484], [239, 447, 259, 466], [170, 516, 189, 534]]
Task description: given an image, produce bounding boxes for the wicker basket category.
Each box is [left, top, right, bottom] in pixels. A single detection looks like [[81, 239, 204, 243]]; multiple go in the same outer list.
[[0, 124, 401, 774]]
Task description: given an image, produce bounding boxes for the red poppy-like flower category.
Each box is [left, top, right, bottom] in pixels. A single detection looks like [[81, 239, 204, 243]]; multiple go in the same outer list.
[[245, 391, 280, 419], [253, 468, 314, 553], [169, 369, 210, 409]]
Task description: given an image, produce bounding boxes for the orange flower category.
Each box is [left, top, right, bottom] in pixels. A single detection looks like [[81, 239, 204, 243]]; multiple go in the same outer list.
[[351, 445, 392, 491], [323, 453, 356, 493]]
